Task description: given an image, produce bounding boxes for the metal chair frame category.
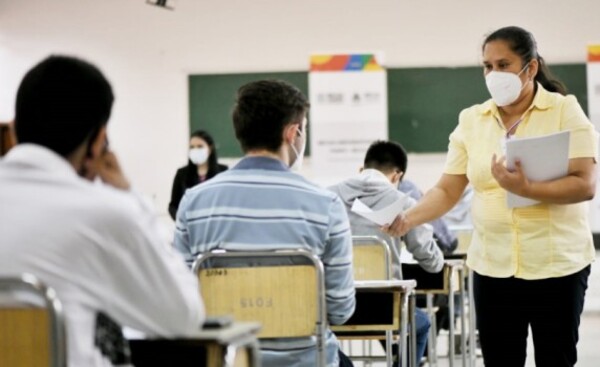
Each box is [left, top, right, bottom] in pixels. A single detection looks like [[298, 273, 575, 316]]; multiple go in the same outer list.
[[193, 249, 327, 367], [0, 273, 67, 367]]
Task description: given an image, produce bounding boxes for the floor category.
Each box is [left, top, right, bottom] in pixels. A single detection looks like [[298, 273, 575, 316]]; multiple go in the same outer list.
[[346, 251, 600, 367]]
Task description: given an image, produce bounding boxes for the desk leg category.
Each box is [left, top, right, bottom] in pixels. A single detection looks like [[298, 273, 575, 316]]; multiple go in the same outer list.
[[468, 268, 477, 367], [400, 291, 409, 367], [426, 293, 437, 367], [410, 292, 417, 367], [459, 267, 467, 367], [386, 330, 393, 367], [223, 336, 261, 367], [448, 268, 456, 367]]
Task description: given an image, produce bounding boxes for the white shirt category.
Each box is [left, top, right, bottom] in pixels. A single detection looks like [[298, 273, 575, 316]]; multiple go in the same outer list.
[[0, 145, 205, 367]]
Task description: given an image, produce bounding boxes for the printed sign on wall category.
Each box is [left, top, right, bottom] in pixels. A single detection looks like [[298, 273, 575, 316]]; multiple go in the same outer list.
[[309, 54, 388, 179], [586, 45, 600, 232]]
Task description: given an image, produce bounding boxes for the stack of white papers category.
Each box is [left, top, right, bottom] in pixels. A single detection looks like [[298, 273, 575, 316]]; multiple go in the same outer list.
[[350, 197, 407, 226], [505, 130, 570, 208]]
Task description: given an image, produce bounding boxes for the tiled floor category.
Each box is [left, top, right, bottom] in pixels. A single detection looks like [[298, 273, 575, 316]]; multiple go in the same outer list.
[[348, 251, 600, 367]]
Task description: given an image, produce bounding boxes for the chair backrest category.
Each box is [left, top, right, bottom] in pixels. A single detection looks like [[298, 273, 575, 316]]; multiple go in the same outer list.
[[193, 249, 326, 341], [351, 236, 392, 281], [0, 274, 66, 367], [401, 260, 464, 295]]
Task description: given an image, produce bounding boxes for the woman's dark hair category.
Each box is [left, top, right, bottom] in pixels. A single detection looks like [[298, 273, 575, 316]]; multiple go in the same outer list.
[[15, 55, 114, 157], [483, 26, 566, 95], [185, 129, 220, 185]]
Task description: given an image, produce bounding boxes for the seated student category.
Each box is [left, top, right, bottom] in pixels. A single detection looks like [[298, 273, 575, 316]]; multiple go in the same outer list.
[[0, 55, 205, 367], [328, 140, 444, 364], [168, 129, 228, 220], [174, 80, 356, 367]]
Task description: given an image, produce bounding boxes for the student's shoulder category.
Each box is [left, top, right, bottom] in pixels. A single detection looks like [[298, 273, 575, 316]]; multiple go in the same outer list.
[[85, 184, 152, 225], [292, 173, 341, 202]]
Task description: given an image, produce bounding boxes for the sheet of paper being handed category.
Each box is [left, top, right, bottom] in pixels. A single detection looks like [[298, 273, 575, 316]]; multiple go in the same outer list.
[[351, 196, 408, 227]]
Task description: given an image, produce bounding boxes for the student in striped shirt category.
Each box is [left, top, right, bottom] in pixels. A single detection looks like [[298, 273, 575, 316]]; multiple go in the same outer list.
[[174, 79, 356, 367]]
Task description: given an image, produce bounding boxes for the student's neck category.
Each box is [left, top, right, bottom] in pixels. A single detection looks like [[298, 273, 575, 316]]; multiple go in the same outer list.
[[246, 149, 285, 163], [196, 163, 209, 176]]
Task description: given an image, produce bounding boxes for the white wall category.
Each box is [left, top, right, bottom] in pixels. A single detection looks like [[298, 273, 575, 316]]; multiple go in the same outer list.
[[1, 0, 599, 217]]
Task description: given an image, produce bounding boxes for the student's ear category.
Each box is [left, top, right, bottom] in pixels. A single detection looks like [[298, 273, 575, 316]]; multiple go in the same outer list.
[[392, 171, 404, 185], [359, 166, 364, 173], [283, 122, 298, 145], [8, 120, 17, 145], [89, 126, 108, 159]]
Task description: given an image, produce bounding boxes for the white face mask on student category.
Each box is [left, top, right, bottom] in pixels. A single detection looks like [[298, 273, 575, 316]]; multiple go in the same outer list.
[[289, 127, 306, 172], [189, 147, 209, 165], [485, 64, 530, 107]]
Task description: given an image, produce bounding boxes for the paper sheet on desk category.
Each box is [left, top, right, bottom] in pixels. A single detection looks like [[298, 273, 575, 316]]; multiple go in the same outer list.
[[506, 130, 569, 208], [351, 197, 407, 226]]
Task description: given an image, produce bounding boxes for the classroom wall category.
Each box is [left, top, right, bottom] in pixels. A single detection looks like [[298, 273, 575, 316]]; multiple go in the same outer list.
[[1, 0, 599, 218]]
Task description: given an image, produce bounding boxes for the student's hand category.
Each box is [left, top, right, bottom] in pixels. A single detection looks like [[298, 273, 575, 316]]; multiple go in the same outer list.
[[381, 214, 411, 237], [97, 151, 131, 190], [491, 154, 529, 196]]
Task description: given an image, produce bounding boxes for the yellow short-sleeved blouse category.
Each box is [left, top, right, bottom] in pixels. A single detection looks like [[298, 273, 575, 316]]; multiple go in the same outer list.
[[445, 83, 598, 280]]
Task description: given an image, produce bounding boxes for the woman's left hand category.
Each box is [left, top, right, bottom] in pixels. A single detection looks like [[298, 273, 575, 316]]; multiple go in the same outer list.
[[491, 154, 530, 196]]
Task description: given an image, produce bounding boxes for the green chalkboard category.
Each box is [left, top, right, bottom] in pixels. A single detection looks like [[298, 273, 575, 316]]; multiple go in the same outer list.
[[189, 64, 587, 157], [188, 72, 308, 158]]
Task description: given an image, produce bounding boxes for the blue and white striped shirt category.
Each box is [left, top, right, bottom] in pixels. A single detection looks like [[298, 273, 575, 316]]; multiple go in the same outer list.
[[174, 156, 355, 367]]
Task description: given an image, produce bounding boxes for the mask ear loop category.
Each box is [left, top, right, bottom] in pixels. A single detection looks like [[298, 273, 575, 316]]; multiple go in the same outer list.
[[518, 62, 535, 84], [289, 124, 304, 167]]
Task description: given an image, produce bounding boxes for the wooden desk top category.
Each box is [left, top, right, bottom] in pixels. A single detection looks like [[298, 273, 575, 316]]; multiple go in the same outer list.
[[354, 279, 417, 292], [129, 321, 261, 345]]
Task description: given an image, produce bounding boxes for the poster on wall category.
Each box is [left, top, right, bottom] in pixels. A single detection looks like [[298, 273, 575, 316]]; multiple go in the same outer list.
[[308, 54, 388, 181], [587, 45, 600, 232]]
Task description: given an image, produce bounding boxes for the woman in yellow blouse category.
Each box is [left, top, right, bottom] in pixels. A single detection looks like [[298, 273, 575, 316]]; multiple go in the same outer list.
[[389, 26, 597, 366]]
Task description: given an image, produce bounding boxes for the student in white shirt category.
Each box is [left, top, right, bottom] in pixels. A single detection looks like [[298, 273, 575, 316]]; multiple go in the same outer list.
[[0, 55, 205, 367]]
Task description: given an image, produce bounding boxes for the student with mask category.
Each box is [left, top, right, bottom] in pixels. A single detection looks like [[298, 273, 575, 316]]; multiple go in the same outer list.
[[168, 129, 227, 219], [174, 79, 355, 367], [386, 26, 598, 367], [328, 140, 443, 365]]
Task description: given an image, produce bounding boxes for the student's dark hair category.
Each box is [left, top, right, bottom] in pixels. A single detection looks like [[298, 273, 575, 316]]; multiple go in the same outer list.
[[364, 140, 408, 175], [483, 26, 566, 95], [232, 79, 309, 152], [15, 55, 114, 157], [185, 129, 220, 185]]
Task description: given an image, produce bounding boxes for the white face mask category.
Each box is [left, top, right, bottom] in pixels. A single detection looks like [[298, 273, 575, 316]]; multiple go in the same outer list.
[[289, 126, 306, 172], [485, 64, 530, 107], [189, 147, 209, 165]]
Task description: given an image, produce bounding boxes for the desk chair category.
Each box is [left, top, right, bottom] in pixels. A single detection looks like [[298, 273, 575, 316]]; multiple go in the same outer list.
[[334, 236, 417, 367], [193, 249, 327, 367], [402, 260, 471, 367], [0, 274, 66, 367], [352, 235, 393, 280]]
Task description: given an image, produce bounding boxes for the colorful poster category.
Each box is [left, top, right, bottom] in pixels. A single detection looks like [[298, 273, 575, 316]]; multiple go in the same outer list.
[[586, 45, 600, 232], [308, 54, 388, 180]]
